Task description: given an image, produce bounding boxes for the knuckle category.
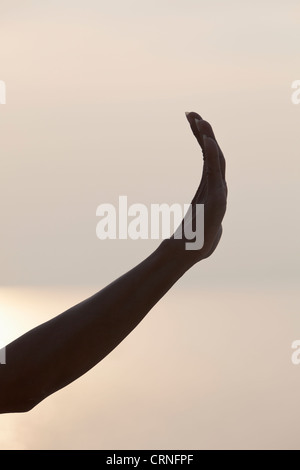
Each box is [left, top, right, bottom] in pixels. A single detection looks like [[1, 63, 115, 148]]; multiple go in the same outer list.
[[197, 120, 214, 137]]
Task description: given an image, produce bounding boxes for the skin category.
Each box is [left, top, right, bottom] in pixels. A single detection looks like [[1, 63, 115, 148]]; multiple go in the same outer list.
[[0, 112, 227, 414]]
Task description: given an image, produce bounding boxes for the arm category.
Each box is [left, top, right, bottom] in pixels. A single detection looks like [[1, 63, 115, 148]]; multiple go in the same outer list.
[[0, 112, 227, 413]]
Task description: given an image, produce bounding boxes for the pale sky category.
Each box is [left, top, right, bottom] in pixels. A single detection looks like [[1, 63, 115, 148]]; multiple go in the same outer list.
[[0, 0, 300, 450], [0, 0, 299, 286]]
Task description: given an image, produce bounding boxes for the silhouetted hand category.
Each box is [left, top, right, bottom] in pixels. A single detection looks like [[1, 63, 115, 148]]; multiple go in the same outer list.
[[165, 112, 227, 268]]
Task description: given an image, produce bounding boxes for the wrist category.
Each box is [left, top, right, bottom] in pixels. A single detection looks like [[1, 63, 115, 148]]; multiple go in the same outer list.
[[155, 238, 200, 274]]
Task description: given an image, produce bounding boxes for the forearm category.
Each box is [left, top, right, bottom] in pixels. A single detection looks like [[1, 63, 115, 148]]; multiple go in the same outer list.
[[0, 241, 190, 413]]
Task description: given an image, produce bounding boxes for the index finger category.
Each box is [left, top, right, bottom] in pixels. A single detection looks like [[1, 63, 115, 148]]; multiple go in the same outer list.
[[186, 113, 226, 182], [202, 135, 223, 190], [194, 118, 226, 182]]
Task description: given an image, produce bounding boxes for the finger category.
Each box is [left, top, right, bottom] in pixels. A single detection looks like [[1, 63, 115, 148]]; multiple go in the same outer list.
[[194, 118, 216, 138], [186, 113, 225, 204], [194, 118, 226, 183], [185, 112, 207, 205], [202, 135, 223, 189], [186, 112, 216, 156], [215, 143, 226, 183], [185, 112, 209, 154], [185, 111, 203, 128], [185, 112, 205, 156]]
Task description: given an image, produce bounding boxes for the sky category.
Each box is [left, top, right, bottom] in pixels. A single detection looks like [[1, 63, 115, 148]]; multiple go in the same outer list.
[[0, 0, 300, 449], [0, 0, 299, 286]]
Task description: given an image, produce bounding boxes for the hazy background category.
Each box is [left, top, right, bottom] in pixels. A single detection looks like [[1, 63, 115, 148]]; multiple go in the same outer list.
[[0, 0, 299, 449]]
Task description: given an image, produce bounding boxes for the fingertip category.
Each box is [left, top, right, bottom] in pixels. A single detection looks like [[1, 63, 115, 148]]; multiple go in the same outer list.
[[185, 111, 203, 124], [185, 112, 192, 124]]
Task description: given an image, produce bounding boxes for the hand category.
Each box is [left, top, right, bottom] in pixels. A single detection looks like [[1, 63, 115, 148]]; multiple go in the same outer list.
[[163, 112, 227, 268]]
